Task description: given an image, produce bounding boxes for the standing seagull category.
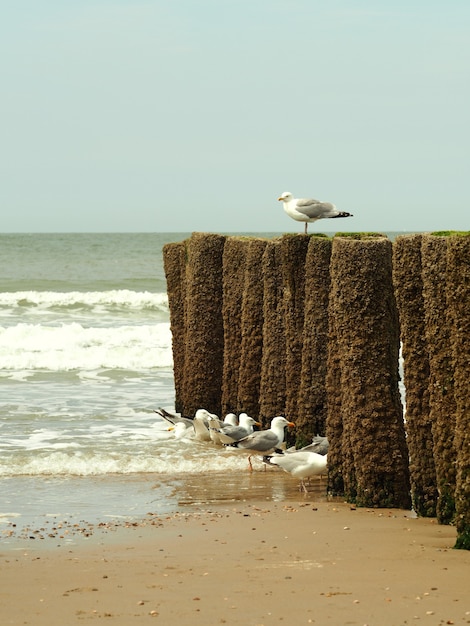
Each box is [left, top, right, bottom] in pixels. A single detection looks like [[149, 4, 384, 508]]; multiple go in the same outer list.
[[286, 434, 329, 456], [225, 416, 295, 471], [263, 451, 327, 492], [211, 413, 261, 445], [278, 191, 353, 234]]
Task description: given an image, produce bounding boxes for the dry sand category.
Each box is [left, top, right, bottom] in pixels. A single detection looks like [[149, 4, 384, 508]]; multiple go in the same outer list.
[[1, 484, 469, 626]]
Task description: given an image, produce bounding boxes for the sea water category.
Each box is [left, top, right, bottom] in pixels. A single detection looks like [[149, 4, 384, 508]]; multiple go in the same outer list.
[[0, 232, 407, 542], [0, 232, 308, 540]]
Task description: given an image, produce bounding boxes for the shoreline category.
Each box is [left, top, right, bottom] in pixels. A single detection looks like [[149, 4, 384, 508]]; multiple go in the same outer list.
[[1, 477, 470, 625], [0, 470, 334, 550]]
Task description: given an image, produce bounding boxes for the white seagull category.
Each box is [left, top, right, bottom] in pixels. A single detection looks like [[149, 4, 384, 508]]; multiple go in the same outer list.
[[263, 451, 327, 492], [192, 409, 215, 442], [154, 407, 214, 442], [226, 416, 295, 471], [212, 412, 261, 445], [278, 191, 353, 234], [168, 421, 194, 440], [154, 407, 194, 429], [206, 413, 240, 444], [286, 434, 329, 456]]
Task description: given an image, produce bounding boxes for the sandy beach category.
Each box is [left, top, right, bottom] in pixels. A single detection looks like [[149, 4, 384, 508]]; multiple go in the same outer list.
[[1, 474, 469, 626]]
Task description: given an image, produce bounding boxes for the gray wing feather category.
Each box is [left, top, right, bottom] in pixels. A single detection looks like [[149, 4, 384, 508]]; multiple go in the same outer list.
[[236, 430, 278, 452], [295, 198, 337, 219], [154, 408, 194, 429], [216, 425, 250, 443]]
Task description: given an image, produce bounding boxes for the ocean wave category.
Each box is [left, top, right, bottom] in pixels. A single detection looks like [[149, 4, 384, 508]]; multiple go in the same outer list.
[[0, 322, 172, 370], [0, 447, 250, 476], [0, 289, 168, 312]]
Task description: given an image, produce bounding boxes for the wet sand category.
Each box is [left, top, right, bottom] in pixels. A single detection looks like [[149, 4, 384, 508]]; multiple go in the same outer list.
[[1, 474, 470, 625]]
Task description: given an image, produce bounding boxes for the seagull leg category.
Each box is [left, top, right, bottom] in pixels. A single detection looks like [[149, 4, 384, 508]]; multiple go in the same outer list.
[[304, 223, 308, 234], [248, 456, 253, 472]]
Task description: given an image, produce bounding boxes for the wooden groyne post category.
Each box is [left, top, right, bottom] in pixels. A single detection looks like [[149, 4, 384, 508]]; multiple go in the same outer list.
[[446, 234, 470, 549], [327, 235, 411, 509], [163, 231, 470, 547], [393, 234, 437, 517]]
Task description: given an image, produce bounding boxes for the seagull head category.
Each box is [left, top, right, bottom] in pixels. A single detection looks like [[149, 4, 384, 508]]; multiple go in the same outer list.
[[278, 192, 293, 202], [271, 416, 295, 429]]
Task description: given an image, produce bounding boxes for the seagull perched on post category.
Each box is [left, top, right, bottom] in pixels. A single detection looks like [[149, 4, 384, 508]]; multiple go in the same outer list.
[[278, 191, 353, 234]]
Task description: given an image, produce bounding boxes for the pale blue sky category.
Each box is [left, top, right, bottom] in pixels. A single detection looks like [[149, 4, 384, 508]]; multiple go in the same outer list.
[[1, 0, 469, 233]]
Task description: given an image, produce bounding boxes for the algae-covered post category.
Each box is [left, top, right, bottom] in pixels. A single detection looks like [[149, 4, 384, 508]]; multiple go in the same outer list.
[[162, 240, 187, 414], [221, 237, 249, 416], [421, 235, 457, 525], [259, 239, 286, 427], [281, 234, 310, 429], [327, 234, 411, 509], [297, 235, 332, 445], [181, 232, 226, 417], [325, 242, 345, 496], [325, 307, 345, 495], [237, 238, 269, 418], [393, 234, 437, 517], [446, 233, 470, 549]]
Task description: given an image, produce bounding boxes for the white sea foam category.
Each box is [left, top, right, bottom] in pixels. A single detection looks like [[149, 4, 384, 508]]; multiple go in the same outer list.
[[0, 322, 172, 370], [0, 290, 168, 310], [0, 443, 251, 476]]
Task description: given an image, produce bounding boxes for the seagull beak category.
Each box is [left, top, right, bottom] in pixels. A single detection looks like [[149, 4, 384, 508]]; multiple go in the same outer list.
[[287, 421, 295, 429], [277, 196, 283, 201]]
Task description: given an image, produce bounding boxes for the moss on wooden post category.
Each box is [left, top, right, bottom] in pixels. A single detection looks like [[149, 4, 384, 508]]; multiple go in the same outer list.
[[259, 239, 286, 427], [297, 236, 332, 446], [328, 234, 411, 509], [421, 235, 457, 524], [446, 233, 470, 550], [183, 232, 226, 416], [221, 238, 249, 415], [162, 241, 187, 414], [393, 235, 437, 517], [237, 238, 269, 418]]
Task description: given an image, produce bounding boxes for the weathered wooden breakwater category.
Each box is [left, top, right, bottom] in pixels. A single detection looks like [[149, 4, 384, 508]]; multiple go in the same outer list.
[[163, 231, 470, 549]]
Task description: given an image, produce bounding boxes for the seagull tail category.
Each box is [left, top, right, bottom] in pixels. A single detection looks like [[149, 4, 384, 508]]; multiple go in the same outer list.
[[331, 211, 353, 218]]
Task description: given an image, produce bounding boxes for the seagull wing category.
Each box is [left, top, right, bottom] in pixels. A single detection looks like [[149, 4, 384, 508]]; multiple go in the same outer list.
[[216, 424, 250, 444], [294, 198, 337, 219], [154, 408, 194, 428], [235, 429, 279, 453]]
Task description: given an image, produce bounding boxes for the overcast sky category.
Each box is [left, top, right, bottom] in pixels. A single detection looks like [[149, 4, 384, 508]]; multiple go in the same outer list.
[[1, 0, 469, 233]]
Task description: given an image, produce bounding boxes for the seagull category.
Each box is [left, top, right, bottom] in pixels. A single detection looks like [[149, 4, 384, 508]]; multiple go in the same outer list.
[[278, 191, 353, 234], [207, 413, 240, 444], [223, 413, 239, 427], [192, 409, 215, 442], [263, 451, 327, 492], [168, 422, 194, 439], [225, 416, 295, 471], [154, 407, 214, 442], [154, 407, 194, 429], [286, 435, 329, 456], [212, 412, 261, 445]]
